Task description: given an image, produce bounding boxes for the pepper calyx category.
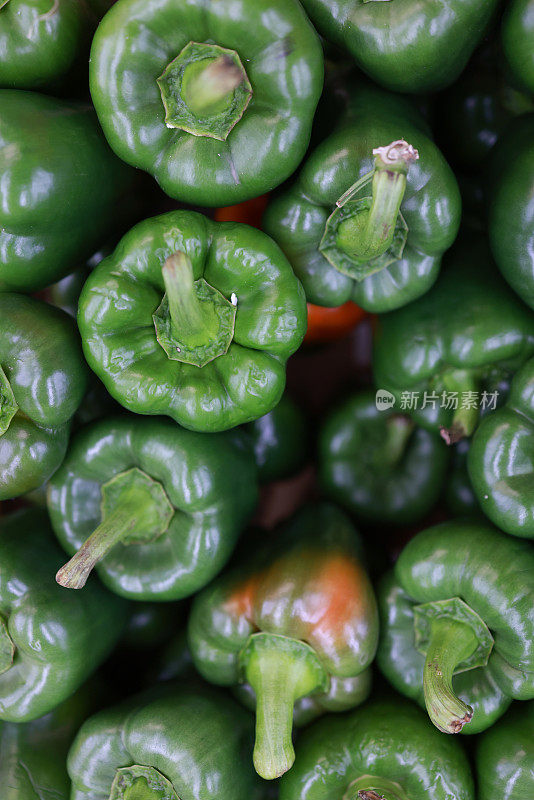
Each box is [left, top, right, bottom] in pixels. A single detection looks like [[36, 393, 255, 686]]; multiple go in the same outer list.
[[109, 765, 179, 800], [0, 365, 18, 436], [157, 41, 252, 141], [56, 468, 174, 590], [344, 774, 410, 800], [239, 632, 329, 780]]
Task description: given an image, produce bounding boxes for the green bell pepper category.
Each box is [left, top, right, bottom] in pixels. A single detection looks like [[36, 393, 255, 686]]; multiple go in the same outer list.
[[468, 357, 534, 538], [0, 293, 88, 500], [0, 0, 112, 90], [0, 90, 134, 293], [1, 680, 99, 800], [78, 210, 306, 432], [319, 389, 449, 525], [67, 685, 261, 800], [503, 0, 534, 95], [300, 0, 498, 94], [263, 82, 460, 312], [89, 0, 323, 206], [246, 394, 307, 483], [377, 520, 534, 735], [476, 700, 534, 800], [189, 503, 378, 780], [47, 414, 258, 600], [489, 113, 534, 310], [279, 697, 474, 800], [373, 237, 534, 442], [0, 508, 127, 723]]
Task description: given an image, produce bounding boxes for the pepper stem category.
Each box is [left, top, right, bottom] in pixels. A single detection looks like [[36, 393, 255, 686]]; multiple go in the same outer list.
[[56, 468, 173, 590], [345, 774, 410, 800], [336, 141, 418, 263], [183, 56, 245, 117], [110, 765, 179, 800], [239, 633, 328, 780], [382, 415, 414, 467], [439, 369, 478, 445], [0, 365, 18, 436], [421, 616, 477, 733], [0, 615, 15, 675], [163, 253, 209, 346]]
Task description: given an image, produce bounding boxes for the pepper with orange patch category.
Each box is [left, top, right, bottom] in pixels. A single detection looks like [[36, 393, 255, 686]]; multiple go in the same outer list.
[[188, 503, 378, 780]]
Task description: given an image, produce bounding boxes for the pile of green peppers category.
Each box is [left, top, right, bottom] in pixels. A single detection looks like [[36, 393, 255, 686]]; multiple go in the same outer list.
[[0, 1, 533, 798]]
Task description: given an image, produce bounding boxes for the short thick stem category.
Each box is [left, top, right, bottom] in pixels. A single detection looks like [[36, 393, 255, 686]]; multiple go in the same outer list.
[[337, 141, 418, 263], [182, 56, 244, 117], [383, 415, 413, 467], [56, 496, 141, 589], [240, 633, 328, 780], [0, 364, 18, 436], [163, 252, 207, 347], [422, 616, 477, 733], [439, 369, 479, 445], [345, 774, 410, 800], [110, 766, 179, 800]]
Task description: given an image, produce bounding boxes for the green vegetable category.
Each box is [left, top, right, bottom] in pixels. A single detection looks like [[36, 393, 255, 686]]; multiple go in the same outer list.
[[246, 394, 307, 483], [189, 504, 378, 779], [0, 90, 134, 293], [89, 0, 323, 206], [468, 357, 534, 538], [489, 113, 534, 309], [319, 389, 449, 525], [263, 82, 460, 312], [373, 237, 534, 442], [78, 210, 306, 432], [476, 700, 534, 800], [503, 0, 534, 95], [300, 0, 499, 93], [279, 697, 474, 800], [0, 293, 88, 500], [0, 508, 127, 722], [67, 686, 261, 800], [0, 0, 113, 90], [377, 520, 534, 734], [47, 414, 258, 600]]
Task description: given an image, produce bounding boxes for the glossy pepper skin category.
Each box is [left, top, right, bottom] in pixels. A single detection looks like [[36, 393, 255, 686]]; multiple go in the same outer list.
[[319, 389, 449, 526], [300, 0, 498, 94], [189, 503, 378, 780], [0, 0, 112, 90], [377, 520, 534, 735], [67, 686, 261, 800], [0, 508, 127, 723], [373, 238, 534, 442], [468, 357, 534, 538], [0, 293, 88, 500], [503, 0, 534, 95], [279, 697, 474, 800], [0, 90, 134, 293], [263, 83, 460, 313], [89, 0, 323, 207], [489, 114, 534, 310], [0, 682, 97, 800], [47, 414, 258, 601], [246, 394, 307, 483], [78, 210, 306, 433], [476, 700, 534, 800]]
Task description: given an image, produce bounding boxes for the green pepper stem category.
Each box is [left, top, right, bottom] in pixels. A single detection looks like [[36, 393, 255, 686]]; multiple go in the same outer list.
[[439, 369, 479, 445], [336, 141, 418, 263], [240, 633, 328, 780], [0, 615, 15, 675], [162, 252, 208, 346], [183, 56, 245, 117], [345, 774, 410, 800], [123, 778, 160, 800], [0, 364, 18, 436], [56, 498, 142, 589], [383, 415, 414, 467], [110, 766, 179, 800], [422, 616, 477, 733]]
